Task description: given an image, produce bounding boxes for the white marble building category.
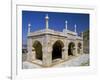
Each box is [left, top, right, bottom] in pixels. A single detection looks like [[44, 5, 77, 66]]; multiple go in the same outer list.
[[27, 14, 83, 67]]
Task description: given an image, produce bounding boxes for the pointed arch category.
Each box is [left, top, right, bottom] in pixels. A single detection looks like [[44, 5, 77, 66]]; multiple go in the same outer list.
[[33, 40, 42, 60], [52, 40, 64, 60], [68, 42, 75, 56]]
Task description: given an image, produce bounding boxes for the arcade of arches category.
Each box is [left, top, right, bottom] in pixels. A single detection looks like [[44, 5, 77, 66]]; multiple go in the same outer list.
[[27, 39, 83, 67]]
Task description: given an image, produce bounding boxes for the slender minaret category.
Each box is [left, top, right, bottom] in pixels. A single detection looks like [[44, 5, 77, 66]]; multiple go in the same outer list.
[[45, 14, 49, 29], [74, 24, 77, 33], [28, 23, 31, 33], [65, 20, 68, 31]]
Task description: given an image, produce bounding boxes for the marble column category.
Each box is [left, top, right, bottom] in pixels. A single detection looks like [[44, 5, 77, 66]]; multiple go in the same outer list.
[[62, 39, 68, 60], [62, 47, 68, 60], [42, 35, 52, 67], [42, 46, 52, 67], [74, 41, 78, 56], [27, 38, 33, 61], [80, 42, 83, 54], [32, 47, 36, 60]]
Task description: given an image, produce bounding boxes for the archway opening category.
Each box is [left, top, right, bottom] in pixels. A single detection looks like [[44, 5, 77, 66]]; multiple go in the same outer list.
[[68, 42, 75, 56], [52, 40, 64, 60], [33, 41, 42, 60], [78, 43, 82, 54]]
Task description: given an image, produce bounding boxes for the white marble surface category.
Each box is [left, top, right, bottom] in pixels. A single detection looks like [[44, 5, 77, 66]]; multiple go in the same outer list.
[[53, 54, 89, 67], [22, 54, 89, 69]]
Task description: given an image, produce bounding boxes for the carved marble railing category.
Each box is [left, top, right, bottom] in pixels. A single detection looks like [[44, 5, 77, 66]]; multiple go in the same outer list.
[[28, 29, 83, 40], [28, 29, 66, 37], [76, 36, 83, 40], [67, 30, 77, 35]]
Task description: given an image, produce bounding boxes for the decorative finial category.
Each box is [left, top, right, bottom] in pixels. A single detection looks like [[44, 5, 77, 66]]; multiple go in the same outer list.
[[28, 23, 31, 27], [28, 23, 31, 33], [65, 20, 68, 30], [74, 24, 77, 32], [45, 14, 49, 29], [45, 14, 49, 19]]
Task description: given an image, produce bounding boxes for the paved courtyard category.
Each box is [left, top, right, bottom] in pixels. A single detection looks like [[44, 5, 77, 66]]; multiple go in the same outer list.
[[22, 54, 89, 69]]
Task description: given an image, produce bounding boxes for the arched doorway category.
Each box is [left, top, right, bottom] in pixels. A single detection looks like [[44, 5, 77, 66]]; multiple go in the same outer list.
[[78, 43, 82, 54], [33, 41, 42, 60], [52, 40, 64, 60], [68, 42, 75, 56]]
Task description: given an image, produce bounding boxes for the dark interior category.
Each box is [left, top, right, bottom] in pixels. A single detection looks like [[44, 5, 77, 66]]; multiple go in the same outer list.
[[68, 42, 75, 56], [33, 41, 42, 60], [52, 41, 63, 60]]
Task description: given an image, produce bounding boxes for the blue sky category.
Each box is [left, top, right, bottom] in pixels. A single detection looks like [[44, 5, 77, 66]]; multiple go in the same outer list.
[[22, 11, 89, 45]]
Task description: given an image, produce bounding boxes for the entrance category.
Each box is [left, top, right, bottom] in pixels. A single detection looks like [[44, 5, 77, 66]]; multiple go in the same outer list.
[[68, 42, 75, 56], [33, 41, 42, 60], [52, 40, 64, 60]]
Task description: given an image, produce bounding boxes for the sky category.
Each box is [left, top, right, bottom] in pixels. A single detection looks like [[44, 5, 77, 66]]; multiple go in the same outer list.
[[22, 11, 89, 45]]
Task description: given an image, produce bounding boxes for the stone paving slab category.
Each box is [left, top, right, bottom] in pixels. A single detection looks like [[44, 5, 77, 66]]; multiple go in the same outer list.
[[53, 54, 89, 67], [22, 54, 89, 69]]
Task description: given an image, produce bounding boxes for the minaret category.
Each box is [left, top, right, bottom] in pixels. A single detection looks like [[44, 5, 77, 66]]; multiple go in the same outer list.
[[74, 24, 77, 33], [28, 23, 31, 33], [65, 20, 68, 31], [45, 14, 49, 29]]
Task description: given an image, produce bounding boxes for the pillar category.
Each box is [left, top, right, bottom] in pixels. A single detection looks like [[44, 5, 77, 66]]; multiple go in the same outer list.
[[42, 35, 52, 67], [27, 38, 33, 61], [62, 39, 68, 60], [27, 38, 36, 61], [80, 42, 83, 54], [42, 46, 52, 67], [32, 47, 36, 60], [81, 32, 84, 54], [62, 47, 68, 60], [74, 41, 78, 56]]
